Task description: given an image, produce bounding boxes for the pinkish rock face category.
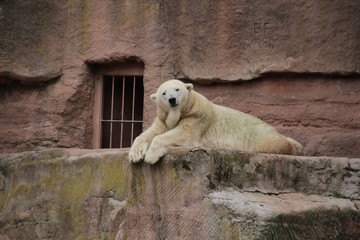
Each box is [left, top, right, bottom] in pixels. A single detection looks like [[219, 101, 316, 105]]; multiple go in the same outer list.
[[0, 0, 359, 157], [193, 77, 360, 157]]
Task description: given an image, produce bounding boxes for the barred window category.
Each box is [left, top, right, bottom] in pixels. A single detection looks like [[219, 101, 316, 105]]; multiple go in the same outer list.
[[93, 62, 144, 148], [101, 76, 144, 148]]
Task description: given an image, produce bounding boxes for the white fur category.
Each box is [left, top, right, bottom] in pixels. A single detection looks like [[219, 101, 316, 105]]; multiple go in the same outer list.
[[129, 79, 304, 164]]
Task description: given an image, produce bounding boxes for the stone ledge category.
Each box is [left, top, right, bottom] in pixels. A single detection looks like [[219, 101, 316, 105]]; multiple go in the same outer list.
[[210, 191, 360, 239], [208, 150, 360, 199], [0, 148, 359, 239]]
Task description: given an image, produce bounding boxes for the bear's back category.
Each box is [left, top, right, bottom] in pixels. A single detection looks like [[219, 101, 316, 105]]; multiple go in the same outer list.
[[197, 103, 278, 150]]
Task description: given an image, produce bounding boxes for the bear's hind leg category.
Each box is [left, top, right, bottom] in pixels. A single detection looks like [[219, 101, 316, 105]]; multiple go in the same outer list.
[[286, 137, 304, 155], [258, 135, 303, 155]]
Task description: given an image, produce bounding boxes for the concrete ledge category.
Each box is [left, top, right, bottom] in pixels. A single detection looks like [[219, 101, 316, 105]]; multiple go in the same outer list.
[[0, 148, 359, 239], [210, 191, 359, 239]]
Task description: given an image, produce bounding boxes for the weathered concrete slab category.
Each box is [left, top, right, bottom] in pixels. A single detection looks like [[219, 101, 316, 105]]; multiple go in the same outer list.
[[210, 191, 359, 240], [0, 148, 359, 239], [124, 149, 360, 239], [0, 149, 130, 240]]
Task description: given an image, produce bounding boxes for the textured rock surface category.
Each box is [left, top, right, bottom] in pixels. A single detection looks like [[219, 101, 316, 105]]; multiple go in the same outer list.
[[0, 0, 359, 156], [194, 78, 360, 158], [0, 148, 359, 239], [0, 149, 130, 240], [0, 1, 64, 83], [1, 0, 359, 82], [1, 76, 360, 158], [210, 191, 359, 240]]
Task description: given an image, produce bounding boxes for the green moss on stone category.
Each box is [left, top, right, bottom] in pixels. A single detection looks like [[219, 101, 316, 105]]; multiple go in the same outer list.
[[262, 209, 360, 239], [326, 190, 357, 200], [0, 181, 30, 211], [128, 163, 145, 206], [79, 0, 89, 54], [0, 151, 131, 239], [218, 217, 240, 240], [213, 151, 255, 189], [167, 164, 180, 182]]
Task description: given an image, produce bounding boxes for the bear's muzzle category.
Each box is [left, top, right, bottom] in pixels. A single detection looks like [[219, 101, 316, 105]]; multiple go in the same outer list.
[[168, 97, 178, 107]]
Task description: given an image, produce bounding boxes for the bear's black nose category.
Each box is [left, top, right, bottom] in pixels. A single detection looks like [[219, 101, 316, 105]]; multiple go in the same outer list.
[[169, 97, 177, 107]]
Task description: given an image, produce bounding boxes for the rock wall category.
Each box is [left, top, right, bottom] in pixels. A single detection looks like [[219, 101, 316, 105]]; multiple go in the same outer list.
[[194, 77, 360, 157], [0, 0, 359, 156], [0, 149, 129, 240], [0, 149, 359, 239]]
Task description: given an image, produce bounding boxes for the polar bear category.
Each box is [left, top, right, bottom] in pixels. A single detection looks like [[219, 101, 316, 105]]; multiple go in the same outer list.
[[129, 79, 304, 164]]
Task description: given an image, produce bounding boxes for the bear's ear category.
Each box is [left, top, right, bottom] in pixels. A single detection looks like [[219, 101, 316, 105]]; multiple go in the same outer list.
[[150, 93, 156, 101], [185, 83, 193, 91]]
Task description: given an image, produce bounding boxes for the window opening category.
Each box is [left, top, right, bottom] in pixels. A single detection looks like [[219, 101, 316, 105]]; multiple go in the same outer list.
[[100, 75, 144, 148]]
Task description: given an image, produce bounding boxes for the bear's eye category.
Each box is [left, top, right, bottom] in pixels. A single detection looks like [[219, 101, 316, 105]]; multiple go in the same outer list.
[[162, 92, 166, 96], [175, 88, 179, 92]]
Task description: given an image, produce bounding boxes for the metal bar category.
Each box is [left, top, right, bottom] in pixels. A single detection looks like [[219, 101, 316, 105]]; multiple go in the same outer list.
[[101, 119, 143, 123], [120, 76, 125, 148], [109, 76, 115, 148], [131, 77, 136, 144], [93, 75, 103, 149]]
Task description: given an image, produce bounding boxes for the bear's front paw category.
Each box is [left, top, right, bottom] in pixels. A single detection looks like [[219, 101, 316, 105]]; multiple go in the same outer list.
[[128, 142, 149, 163], [144, 144, 167, 164]]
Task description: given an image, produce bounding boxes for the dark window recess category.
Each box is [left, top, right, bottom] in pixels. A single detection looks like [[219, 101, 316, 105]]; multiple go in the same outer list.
[[101, 76, 144, 148]]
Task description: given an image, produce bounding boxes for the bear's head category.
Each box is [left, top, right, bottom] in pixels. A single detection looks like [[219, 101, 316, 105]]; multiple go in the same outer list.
[[151, 79, 193, 110]]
